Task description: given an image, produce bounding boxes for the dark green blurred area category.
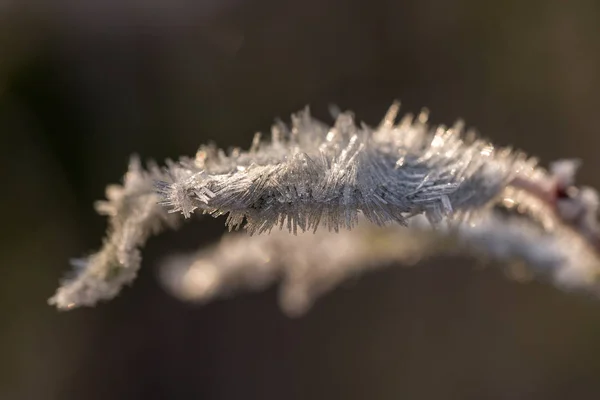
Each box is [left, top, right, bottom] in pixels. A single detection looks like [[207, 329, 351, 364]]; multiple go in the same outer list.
[[2, 1, 600, 399]]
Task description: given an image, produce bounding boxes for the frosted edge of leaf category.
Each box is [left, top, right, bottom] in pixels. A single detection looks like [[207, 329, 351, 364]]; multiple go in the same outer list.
[[155, 103, 544, 234], [48, 157, 180, 310]]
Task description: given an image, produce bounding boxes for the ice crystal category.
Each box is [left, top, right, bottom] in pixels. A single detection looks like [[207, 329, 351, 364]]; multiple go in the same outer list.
[[49, 102, 600, 312]]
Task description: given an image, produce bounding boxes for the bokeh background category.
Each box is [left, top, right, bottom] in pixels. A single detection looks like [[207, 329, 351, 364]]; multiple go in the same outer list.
[[2, 0, 600, 399]]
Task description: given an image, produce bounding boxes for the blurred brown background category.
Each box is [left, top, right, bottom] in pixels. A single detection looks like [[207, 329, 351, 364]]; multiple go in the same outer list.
[[2, 0, 600, 399]]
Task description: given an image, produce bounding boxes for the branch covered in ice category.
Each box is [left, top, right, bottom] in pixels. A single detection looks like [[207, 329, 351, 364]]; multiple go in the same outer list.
[[49, 102, 600, 311]]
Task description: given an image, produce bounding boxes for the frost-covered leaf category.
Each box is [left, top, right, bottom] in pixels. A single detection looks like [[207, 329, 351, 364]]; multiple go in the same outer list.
[[50, 103, 600, 312]]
